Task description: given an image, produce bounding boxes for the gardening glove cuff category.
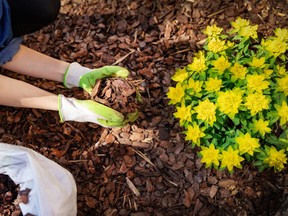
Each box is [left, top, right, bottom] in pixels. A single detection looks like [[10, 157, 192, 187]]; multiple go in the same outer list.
[[58, 94, 125, 127], [63, 62, 129, 94]]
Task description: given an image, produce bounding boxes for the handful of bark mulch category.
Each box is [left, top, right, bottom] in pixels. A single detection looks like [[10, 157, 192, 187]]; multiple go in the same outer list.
[[88, 77, 146, 124]]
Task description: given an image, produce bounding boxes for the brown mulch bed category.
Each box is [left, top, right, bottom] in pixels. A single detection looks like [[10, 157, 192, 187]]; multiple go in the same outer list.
[[0, 0, 288, 215]]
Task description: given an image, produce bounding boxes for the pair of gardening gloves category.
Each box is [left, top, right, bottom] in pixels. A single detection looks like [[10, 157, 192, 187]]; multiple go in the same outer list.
[[58, 62, 129, 127]]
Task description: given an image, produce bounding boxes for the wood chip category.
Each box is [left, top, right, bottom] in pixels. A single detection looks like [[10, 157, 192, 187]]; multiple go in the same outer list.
[[126, 177, 140, 197]]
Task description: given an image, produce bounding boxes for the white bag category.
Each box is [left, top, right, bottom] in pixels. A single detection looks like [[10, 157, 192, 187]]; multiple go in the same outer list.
[[0, 143, 77, 216]]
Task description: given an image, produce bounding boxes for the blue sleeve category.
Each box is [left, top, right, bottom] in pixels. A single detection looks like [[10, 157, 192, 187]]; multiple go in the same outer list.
[[0, 0, 23, 66]]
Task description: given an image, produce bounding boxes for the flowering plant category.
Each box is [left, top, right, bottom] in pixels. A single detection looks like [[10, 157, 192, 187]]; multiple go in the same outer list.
[[167, 17, 288, 172]]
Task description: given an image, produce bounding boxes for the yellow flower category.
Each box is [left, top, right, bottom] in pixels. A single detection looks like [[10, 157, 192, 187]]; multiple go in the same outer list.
[[244, 93, 270, 116], [194, 99, 217, 126], [263, 146, 287, 172], [186, 78, 203, 95], [252, 118, 271, 136], [207, 38, 227, 53], [261, 38, 287, 57], [246, 74, 270, 92], [185, 123, 205, 146], [220, 146, 244, 172], [233, 87, 245, 96], [205, 77, 222, 92], [200, 144, 220, 168], [276, 65, 286, 77], [174, 104, 193, 126], [235, 133, 260, 156], [226, 41, 235, 48], [275, 100, 288, 126], [239, 25, 258, 39], [274, 28, 288, 42], [263, 69, 273, 78], [230, 17, 258, 39], [217, 89, 242, 118], [231, 17, 250, 30], [172, 67, 188, 82], [187, 51, 207, 72], [203, 24, 223, 38], [212, 55, 231, 75], [249, 57, 266, 68], [276, 75, 288, 96], [230, 62, 248, 80], [167, 83, 185, 105]]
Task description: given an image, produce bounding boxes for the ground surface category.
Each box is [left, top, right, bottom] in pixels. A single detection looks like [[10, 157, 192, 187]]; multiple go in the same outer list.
[[0, 0, 288, 215]]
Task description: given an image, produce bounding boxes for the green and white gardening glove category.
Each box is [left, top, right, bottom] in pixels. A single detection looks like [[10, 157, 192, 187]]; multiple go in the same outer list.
[[63, 62, 129, 94], [58, 94, 125, 127]]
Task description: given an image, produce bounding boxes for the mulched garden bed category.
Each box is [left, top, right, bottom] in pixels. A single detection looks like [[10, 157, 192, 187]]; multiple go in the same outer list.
[[0, 0, 288, 215]]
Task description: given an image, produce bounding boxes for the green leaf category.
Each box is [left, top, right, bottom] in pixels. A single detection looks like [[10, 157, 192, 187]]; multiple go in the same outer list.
[[233, 35, 243, 41], [232, 117, 240, 126], [266, 135, 288, 146], [245, 154, 251, 162], [222, 140, 232, 150], [243, 44, 250, 55], [257, 164, 267, 172], [279, 54, 286, 62], [280, 129, 288, 139], [240, 118, 247, 127], [122, 111, 139, 125], [279, 138, 288, 144], [135, 88, 144, 103], [253, 160, 263, 166], [213, 122, 221, 130], [269, 57, 277, 65], [238, 106, 247, 112], [211, 138, 219, 145], [220, 34, 229, 39], [256, 153, 267, 161]]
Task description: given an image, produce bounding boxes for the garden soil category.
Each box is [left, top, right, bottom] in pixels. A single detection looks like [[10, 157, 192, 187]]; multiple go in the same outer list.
[[0, 0, 288, 215]]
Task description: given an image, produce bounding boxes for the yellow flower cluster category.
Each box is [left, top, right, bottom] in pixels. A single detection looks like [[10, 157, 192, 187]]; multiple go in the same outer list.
[[246, 74, 269, 92], [194, 99, 217, 126], [212, 56, 231, 74], [249, 57, 266, 68], [203, 24, 223, 38], [200, 144, 244, 172], [263, 146, 287, 172], [167, 17, 288, 172], [252, 119, 271, 137], [187, 51, 207, 72], [261, 28, 288, 57], [277, 74, 288, 96], [207, 38, 227, 53], [185, 123, 205, 146], [167, 83, 185, 104], [231, 17, 258, 39], [205, 77, 222, 92], [245, 93, 270, 116], [275, 101, 288, 126], [217, 89, 242, 118], [236, 133, 260, 155], [230, 62, 247, 80]]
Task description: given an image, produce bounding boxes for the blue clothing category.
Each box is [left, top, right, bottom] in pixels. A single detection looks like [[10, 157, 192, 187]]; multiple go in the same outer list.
[[0, 0, 22, 66]]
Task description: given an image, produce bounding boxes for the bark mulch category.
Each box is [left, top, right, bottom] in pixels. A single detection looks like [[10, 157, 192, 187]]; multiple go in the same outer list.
[[0, 0, 288, 215]]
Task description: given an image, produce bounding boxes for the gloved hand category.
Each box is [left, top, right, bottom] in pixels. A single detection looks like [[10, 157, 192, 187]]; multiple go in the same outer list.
[[58, 94, 125, 127], [63, 62, 129, 94]]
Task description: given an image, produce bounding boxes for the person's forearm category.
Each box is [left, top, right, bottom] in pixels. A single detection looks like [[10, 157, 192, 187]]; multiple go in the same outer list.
[[0, 75, 58, 110], [1, 45, 69, 82]]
